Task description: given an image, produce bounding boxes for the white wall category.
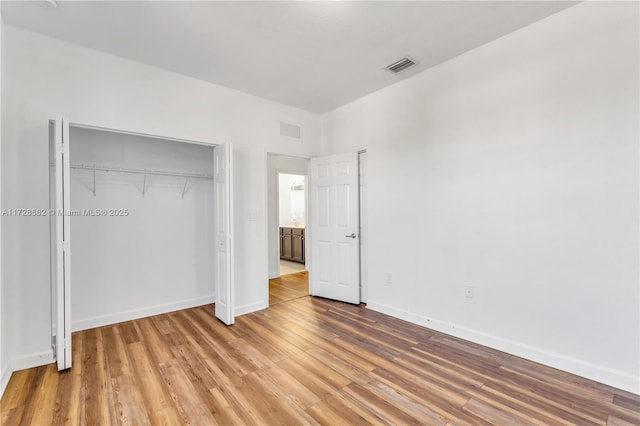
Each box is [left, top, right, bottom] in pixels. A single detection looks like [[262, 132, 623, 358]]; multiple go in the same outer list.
[[278, 174, 306, 227], [322, 2, 639, 393], [69, 127, 215, 331], [0, 11, 7, 398], [2, 26, 321, 373], [278, 175, 293, 226], [267, 155, 308, 278]]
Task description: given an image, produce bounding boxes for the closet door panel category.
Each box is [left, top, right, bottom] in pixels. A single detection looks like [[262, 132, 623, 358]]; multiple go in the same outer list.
[[213, 143, 234, 325]]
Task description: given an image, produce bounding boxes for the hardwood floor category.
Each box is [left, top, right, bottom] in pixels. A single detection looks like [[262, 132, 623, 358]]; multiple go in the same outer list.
[[269, 271, 309, 305], [2, 294, 638, 425]]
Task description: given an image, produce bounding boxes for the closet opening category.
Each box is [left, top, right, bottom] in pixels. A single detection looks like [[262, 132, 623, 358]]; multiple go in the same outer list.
[[66, 126, 215, 331], [49, 118, 234, 370]]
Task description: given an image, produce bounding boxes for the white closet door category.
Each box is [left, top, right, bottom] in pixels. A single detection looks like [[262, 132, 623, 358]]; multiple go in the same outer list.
[[310, 152, 360, 304], [213, 143, 234, 325], [52, 116, 72, 370]]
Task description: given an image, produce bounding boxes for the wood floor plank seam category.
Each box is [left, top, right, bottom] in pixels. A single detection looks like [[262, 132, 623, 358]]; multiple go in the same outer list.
[[408, 345, 608, 425]]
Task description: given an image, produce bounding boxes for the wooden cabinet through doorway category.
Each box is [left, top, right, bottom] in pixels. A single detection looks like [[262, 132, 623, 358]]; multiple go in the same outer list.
[[280, 227, 305, 264]]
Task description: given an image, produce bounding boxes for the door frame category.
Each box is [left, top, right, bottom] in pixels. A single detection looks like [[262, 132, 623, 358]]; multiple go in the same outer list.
[[50, 116, 71, 370], [264, 150, 368, 306], [263, 152, 311, 306], [50, 119, 233, 369], [358, 150, 367, 303]]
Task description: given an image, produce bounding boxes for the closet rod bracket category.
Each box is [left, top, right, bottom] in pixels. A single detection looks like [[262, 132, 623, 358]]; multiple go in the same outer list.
[[181, 178, 189, 199], [142, 170, 147, 198], [92, 165, 96, 197]]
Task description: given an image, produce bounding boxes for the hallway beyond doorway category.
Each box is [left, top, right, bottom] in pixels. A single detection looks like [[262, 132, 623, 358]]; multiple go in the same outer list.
[[280, 259, 305, 276]]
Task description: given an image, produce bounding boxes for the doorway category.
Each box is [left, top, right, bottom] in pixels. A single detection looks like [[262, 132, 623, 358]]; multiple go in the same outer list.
[[271, 172, 308, 305], [266, 154, 309, 305], [265, 151, 368, 307]]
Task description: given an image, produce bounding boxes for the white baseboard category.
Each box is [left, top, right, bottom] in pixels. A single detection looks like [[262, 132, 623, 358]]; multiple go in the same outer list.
[[366, 300, 639, 395], [269, 272, 280, 279], [72, 295, 215, 332], [0, 362, 11, 399], [0, 350, 55, 399], [9, 349, 55, 373], [235, 300, 267, 317]]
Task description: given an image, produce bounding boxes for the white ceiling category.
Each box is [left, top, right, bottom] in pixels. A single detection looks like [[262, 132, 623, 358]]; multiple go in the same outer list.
[[1, 1, 577, 113]]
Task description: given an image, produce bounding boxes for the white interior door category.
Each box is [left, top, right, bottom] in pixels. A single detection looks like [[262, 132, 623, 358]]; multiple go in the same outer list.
[[310, 152, 360, 304], [51, 116, 72, 370], [213, 143, 234, 325]]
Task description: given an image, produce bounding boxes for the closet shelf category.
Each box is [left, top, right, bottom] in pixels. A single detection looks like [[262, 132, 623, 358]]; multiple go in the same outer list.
[[69, 163, 214, 180], [62, 163, 213, 198]]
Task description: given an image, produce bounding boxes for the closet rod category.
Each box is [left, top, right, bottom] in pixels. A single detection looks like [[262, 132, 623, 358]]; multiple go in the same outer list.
[[69, 163, 214, 180]]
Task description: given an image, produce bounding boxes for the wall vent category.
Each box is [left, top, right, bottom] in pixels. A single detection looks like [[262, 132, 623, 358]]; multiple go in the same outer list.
[[385, 56, 417, 74], [280, 121, 302, 141]]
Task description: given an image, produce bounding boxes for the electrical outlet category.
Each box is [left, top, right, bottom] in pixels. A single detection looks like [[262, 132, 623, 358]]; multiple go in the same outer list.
[[464, 285, 474, 299], [385, 273, 393, 284]]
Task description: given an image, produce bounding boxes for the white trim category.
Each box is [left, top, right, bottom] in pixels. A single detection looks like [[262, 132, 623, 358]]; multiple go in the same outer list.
[[1, 350, 56, 398], [268, 272, 280, 279], [0, 363, 11, 399], [72, 295, 214, 332], [235, 301, 267, 317], [263, 150, 271, 304], [0, 14, 3, 401], [266, 152, 311, 161], [366, 300, 640, 395], [10, 349, 55, 372], [228, 142, 235, 324], [68, 121, 218, 147], [357, 151, 367, 303]]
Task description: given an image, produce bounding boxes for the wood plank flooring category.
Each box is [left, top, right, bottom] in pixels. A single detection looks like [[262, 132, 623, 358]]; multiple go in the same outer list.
[[269, 271, 309, 305], [2, 291, 638, 425]]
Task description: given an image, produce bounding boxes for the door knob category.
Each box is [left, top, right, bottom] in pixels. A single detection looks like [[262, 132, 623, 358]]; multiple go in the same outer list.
[[345, 233, 357, 239]]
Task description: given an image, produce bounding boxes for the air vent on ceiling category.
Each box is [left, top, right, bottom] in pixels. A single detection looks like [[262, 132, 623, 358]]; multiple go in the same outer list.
[[385, 56, 417, 74], [280, 121, 302, 141]]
